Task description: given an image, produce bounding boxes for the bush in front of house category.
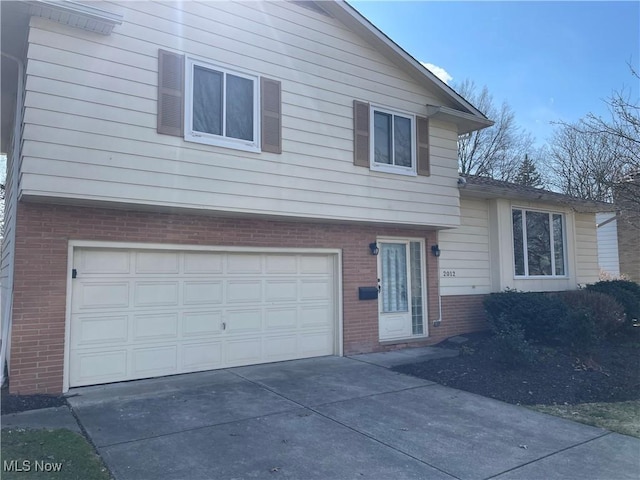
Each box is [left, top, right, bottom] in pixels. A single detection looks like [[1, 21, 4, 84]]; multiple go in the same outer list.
[[558, 289, 627, 338], [586, 280, 640, 325], [484, 288, 629, 361], [484, 290, 568, 346]]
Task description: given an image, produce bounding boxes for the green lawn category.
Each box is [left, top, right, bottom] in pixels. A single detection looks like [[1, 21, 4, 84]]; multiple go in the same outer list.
[[530, 400, 640, 438], [1, 428, 111, 480]]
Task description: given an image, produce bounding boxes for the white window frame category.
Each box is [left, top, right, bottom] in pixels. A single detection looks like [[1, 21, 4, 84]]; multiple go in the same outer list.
[[369, 105, 416, 176], [184, 56, 260, 153], [512, 207, 568, 278]]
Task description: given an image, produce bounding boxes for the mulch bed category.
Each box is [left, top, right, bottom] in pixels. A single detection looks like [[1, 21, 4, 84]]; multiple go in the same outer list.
[[1, 385, 67, 415], [394, 330, 640, 406]]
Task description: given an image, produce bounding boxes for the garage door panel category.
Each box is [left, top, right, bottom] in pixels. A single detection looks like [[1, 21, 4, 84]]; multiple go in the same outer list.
[[134, 282, 179, 307], [227, 254, 261, 274], [300, 255, 331, 274], [182, 311, 223, 336], [264, 335, 297, 360], [70, 249, 337, 388], [135, 251, 179, 274], [300, 279, 330, 300], [181, 341, 223, 370], [265, 280, 297, 302], [72, 314, 128, 345], [183, 281, 223, 305], [300, 331, 334, 356], [225, 338, 262, 365], [227, 280, 261, 303], [265, 308, 297, 329], [300, 305, 332, 328], [76, 250, 131, 275], [184, 253, 224, 274], [227, 309, 262, 332], [132, 313, 178, 341], [73, 350, 128, 386], [132, 345, 177, 376], [265, 255, 297, 273], [74, 282, 130, 310]]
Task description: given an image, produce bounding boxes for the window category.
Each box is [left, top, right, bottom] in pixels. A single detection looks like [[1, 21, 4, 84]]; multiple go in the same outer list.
[[512, 208, 566, 277], [370, 106, 415, 175], [185, 58, 259, 151]]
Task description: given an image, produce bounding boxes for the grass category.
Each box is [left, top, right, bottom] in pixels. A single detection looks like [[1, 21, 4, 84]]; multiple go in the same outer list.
[[530, 400, 640, 438], [1, 428, 111, 480]]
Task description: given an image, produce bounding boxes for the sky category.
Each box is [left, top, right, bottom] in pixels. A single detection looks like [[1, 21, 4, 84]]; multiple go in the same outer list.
[[349, 1, 640, 147]]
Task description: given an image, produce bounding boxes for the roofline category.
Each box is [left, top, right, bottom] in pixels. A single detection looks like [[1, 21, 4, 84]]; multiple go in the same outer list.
[[28, 0, 123, 35], [460, 176, 616, 213], [321, 1, 491, 130]]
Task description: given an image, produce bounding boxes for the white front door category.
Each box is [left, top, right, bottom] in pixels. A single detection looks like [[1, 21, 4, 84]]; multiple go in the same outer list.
[[377, 240, 426, 341]]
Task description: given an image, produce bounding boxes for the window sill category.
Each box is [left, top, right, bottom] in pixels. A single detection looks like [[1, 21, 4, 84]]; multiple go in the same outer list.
[[370, 164, 417, 177], [185, 133, 261, 153]]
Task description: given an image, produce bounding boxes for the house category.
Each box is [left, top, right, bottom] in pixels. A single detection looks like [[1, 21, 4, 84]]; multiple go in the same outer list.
[[0, 0, 605, 396], [440, 176, 614, 304], [614, 173, 640, 282]]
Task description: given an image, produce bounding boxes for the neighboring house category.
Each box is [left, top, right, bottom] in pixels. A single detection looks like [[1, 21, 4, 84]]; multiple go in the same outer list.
[[0, 1, 606, 396], [615, 173, 640, 283], [596, 212, 620, 278]]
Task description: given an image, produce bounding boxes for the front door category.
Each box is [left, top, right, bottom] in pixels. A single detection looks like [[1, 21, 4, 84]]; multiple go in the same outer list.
[[377, 240, 426, 341]]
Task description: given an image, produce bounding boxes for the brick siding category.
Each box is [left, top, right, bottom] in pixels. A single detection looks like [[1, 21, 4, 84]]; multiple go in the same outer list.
[[10, 203, 486, 393]]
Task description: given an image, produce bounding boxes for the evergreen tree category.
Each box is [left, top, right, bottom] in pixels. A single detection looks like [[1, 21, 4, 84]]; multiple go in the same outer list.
[[514, 154, 543, 187]]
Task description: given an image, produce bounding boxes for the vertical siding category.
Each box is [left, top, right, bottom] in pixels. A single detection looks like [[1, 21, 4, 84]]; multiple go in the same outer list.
[[595, 212, 620, 277], [19, 1, 463, 227], [438, 198, 491, 296]]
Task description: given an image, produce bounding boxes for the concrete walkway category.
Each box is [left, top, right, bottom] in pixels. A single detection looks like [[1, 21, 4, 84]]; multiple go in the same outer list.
[[3, 349, 639, 479]]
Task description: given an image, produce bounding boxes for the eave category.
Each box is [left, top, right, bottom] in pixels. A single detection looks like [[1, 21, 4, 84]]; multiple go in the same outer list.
[[28, 0, 122, 35]]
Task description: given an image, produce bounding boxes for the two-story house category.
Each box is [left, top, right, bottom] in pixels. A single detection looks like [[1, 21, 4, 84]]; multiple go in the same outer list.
[[1, 0, 605, 395]]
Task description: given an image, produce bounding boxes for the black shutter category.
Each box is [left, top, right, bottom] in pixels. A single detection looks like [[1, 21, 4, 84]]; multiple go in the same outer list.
[[157, 49, 184, 137], [261, 77, 282, 154]]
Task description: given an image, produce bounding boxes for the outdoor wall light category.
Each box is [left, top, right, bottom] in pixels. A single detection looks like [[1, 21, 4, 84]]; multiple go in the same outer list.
[[431, 244, 441, 257], [369, 242, 379, 256]]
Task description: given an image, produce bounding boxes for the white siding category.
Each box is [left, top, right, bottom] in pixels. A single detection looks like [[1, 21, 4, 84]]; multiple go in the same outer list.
[[596, 212, 620, 277], [575, 212, 599, 285], [438, 198, 492, 296], [19, 1, 462, 228]]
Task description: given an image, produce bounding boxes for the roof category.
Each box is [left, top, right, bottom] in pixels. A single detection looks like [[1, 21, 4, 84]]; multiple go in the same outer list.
[[460, 175, 616, 213], [321, 1, 494, 134]]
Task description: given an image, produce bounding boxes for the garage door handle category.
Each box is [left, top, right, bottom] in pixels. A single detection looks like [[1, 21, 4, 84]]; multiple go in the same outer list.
[[222, 322, 226, 330]]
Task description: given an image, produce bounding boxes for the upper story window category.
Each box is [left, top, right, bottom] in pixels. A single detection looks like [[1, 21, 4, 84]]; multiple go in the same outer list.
[[157, 49, 281, 154], [512, 208, 566, 277], [353, 100, 429, 177], [371, 106, 415, 175], [185, 58, 259, 152]]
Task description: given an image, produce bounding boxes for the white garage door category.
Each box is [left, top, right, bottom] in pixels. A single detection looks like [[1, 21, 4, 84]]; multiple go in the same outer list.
[[69, 248, 337, 387]]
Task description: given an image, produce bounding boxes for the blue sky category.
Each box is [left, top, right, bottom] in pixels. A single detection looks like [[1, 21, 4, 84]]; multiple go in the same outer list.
[[350, 1, 639, 147]]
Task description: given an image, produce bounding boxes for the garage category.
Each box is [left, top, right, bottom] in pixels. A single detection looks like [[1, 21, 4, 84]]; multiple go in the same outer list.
[[68, 247, 339, 388]]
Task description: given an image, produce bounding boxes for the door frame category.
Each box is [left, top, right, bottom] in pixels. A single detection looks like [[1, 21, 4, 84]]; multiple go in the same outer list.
[[63, 240, 343, 392], [376, 236, 428, 341]]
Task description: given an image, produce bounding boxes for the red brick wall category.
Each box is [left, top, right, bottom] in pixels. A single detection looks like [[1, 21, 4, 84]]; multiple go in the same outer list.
[[10, 203, 485, 393]]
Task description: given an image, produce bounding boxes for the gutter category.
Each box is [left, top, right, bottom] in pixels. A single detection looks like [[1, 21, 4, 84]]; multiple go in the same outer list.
[[0, 52, 24, 388]]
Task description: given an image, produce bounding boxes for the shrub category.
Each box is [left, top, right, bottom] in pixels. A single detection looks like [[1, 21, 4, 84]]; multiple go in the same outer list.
[[558, 290, 626, 337], [587, 280, 640, 324], [490, 319, 537, 367], [484, 290, 568, 346]]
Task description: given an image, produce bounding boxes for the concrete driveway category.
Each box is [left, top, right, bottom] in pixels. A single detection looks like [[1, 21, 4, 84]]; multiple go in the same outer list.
[[67, 356, 640, 480]]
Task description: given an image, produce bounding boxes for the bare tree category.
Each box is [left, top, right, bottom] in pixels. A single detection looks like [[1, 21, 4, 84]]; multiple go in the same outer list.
[[456, 80, 535, 181], [546, 125, 623, 202]]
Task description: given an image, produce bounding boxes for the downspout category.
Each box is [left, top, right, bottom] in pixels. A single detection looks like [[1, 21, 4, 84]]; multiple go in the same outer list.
[[0, 51, 24, 387]]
